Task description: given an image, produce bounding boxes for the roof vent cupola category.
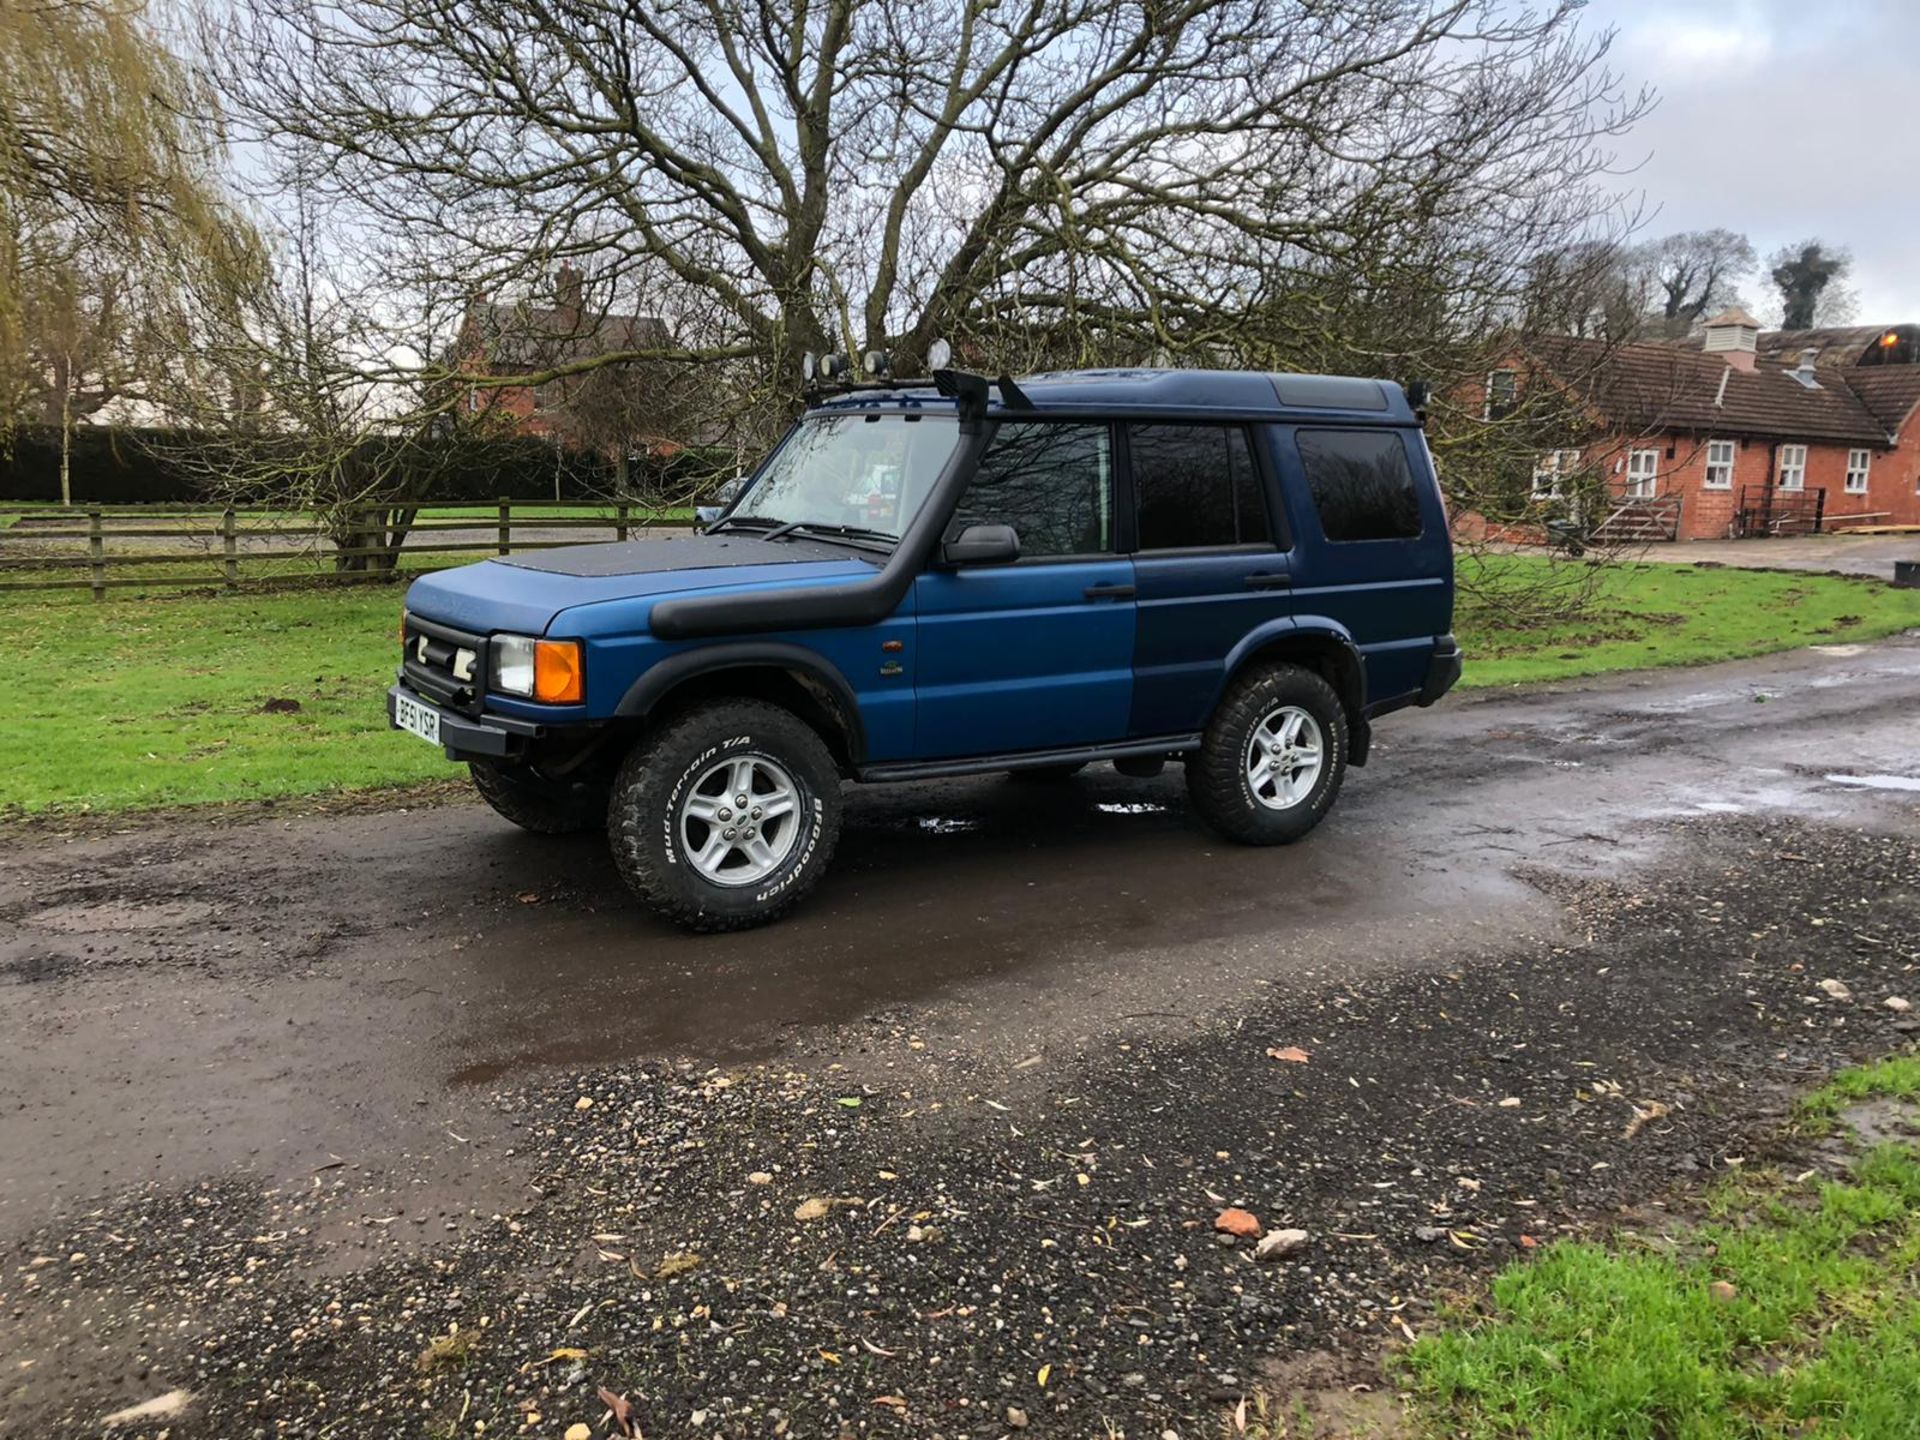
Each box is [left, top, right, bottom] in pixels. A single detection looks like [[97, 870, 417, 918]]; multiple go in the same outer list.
[[1702, 307, 1760, 372]]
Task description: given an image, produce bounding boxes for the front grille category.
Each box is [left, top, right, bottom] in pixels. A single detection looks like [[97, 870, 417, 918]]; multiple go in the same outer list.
[[402, 614, 488, 716]]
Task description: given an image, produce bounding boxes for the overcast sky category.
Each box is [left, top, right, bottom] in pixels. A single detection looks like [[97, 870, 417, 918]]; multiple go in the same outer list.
[[1600, 0, 1916, 323]]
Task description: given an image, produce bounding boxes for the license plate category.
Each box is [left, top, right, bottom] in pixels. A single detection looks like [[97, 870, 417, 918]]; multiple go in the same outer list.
[[394, 693, 442, 746]]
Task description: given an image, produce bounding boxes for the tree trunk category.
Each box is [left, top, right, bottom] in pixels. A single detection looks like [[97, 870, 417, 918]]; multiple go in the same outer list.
[[59, 354, 73, 508]]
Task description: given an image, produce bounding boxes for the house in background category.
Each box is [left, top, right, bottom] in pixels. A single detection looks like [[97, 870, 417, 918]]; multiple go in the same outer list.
[[1477, 309, 1920, 543], [456, 264, 676, 449]]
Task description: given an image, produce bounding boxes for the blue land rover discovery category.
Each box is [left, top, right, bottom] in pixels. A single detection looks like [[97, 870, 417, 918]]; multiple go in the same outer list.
[[389, 367, 1461, 930]]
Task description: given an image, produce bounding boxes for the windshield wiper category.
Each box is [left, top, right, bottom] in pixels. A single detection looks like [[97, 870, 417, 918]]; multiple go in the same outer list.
[[782, 522, 897, 551], [708, 514, 782, 535]]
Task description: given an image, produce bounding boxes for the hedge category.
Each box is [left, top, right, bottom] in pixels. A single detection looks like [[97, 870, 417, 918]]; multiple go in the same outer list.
[[1, 426, 735, 505]]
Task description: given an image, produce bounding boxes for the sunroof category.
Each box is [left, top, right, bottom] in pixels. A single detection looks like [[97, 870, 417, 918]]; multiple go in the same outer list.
[[1270, 375, 1389, 411]]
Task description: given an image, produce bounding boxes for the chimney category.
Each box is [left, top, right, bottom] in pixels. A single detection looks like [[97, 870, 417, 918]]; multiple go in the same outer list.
[[1702, 307, 1760, 372], [554, 262, 583, 328]]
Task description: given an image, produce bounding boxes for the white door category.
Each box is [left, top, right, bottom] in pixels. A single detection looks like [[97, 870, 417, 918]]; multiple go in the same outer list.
[[1626, 449, 1660, 499]]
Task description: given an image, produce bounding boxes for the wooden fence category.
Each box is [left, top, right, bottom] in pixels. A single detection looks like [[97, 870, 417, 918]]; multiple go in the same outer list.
[[0, 499, 692, 599]]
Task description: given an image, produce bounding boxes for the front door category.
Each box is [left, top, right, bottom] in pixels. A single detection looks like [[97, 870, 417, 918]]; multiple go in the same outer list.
[[1125, 421, 1292, 735], [912, 421, 1134, 759]]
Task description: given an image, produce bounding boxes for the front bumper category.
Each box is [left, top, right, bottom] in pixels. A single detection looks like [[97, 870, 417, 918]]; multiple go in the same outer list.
[[1417, 634, 1463, 706], [387, 682, 547, 761]]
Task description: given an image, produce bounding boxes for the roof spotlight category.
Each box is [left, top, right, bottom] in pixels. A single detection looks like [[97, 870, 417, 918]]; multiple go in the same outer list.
[[863, 349, 891, 377], [802, 352, 820, 381], [820, 352, 850, 380], [927, 337, 953, 371]]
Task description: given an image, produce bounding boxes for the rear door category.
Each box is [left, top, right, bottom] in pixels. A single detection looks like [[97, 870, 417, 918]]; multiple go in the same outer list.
[[912, 421, 1135, 758], [1126, 422, 1292, 736], [1277, 425, 1452, 708]]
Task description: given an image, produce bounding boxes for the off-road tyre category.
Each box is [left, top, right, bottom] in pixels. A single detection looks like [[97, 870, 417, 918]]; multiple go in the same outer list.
[[1007, 763, 1088, 782], [608, 699, 842, 932], [469, 761, 608, 835], [1186, 663, 1347, 845]]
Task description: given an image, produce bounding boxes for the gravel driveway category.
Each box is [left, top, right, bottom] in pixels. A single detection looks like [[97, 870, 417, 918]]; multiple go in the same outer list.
[[3, 638, 1918, 1436]]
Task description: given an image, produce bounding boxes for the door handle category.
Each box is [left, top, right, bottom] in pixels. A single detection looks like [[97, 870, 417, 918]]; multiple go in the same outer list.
[[1245, 572, 1292, 591], [1083, 582, 1136, 600]]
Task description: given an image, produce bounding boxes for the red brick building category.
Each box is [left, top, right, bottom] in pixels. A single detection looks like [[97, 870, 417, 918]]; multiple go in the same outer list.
[[1481, 310, 1920, 542], [456, 265, 674, 445]]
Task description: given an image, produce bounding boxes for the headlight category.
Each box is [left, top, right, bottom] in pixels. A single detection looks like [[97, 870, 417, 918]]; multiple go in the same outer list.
[[490, 634, 583, 704]]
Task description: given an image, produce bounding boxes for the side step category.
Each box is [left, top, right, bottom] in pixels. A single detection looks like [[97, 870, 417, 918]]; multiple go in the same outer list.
[[858, 734, 1202, 784]]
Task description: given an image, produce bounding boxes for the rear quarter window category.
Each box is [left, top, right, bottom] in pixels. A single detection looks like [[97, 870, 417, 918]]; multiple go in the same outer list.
[[1295, 429, 1423, 542]]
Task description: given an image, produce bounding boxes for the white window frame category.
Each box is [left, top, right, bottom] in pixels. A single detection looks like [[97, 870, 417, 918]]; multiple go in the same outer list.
[[1703, 439, 1735, 490], [1531, 448, 1582, 500], [1484, 368, 1518, 419], [1777, 444, 1807, 490], [1626, 448, 1660, 499], [1844, 448, 1870, 494]]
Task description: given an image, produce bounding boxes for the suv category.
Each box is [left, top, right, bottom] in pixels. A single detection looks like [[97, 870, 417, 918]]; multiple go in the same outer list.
[[388, 368, 1461, 930]]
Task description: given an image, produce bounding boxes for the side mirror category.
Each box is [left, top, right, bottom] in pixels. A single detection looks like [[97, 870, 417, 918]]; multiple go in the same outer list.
[[694, 505, 724, 528], [941, 523, 1021, 566]]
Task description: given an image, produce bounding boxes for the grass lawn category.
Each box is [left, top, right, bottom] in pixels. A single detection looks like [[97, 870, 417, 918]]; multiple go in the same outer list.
[[1459, 558, 1920, 688], [1401, 1054, 1920, 1439], [3, 556, 1919, 815]]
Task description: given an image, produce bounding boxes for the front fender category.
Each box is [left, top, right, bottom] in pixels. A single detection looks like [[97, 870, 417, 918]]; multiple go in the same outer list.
[[613, 642, 869, 762]]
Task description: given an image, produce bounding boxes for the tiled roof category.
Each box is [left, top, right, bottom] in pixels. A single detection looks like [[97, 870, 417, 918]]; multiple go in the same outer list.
[[465, 303, 672, 373], [1670, 323, 1919, 367], [1843, 366, 1920, 431], [1523, 335, 1890, 445]]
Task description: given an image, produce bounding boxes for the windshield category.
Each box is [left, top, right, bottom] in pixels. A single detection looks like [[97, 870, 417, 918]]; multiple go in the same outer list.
[[729, 412, 958, 541]]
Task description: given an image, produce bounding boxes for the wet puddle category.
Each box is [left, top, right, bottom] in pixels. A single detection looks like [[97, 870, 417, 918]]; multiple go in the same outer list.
[[1825, 774, 1920, 794]]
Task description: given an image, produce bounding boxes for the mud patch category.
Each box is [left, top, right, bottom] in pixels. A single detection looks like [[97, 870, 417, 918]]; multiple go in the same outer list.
[[29, 897, 218, 932]]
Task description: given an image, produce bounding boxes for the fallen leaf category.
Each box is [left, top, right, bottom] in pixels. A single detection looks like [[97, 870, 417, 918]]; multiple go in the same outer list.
[[1036, 1363, 1052, 1388], [1709, 1280, 1738, 1302], [654, 1251, 700, 1279], [837, 1097, 863, 1109], [748, 1171, 773, 1185], [1232, 1396, 1248, 1433], [1215, 1207, 1261, 1238], [516, 892, 541, 905], [871, 1395, 907, 1410], [546, 1347, 589, 1363], [1622, 1101, 1671, 1141], [794, 1198, 833, 1222], [818, 1348, 842, 1365], [597, 1385, 637, 1437], [860, 1337, 897, 1357], [1266, 1046, 1311, 1064]]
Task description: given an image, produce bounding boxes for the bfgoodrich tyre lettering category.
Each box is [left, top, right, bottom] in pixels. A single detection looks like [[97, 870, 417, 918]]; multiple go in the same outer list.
[[609, 699, 842, 932]]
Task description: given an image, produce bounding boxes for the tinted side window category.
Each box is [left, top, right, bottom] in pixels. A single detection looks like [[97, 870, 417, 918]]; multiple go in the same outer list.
[[1296, 429, 1423, 542], [1131, 425, 1268, 549], [950, 423, 1113, 557]]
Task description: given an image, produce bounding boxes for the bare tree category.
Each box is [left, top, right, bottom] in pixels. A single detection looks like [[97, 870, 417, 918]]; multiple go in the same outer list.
[[203, 0, 1647, 415], [1637, 229, 1754, 337]]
